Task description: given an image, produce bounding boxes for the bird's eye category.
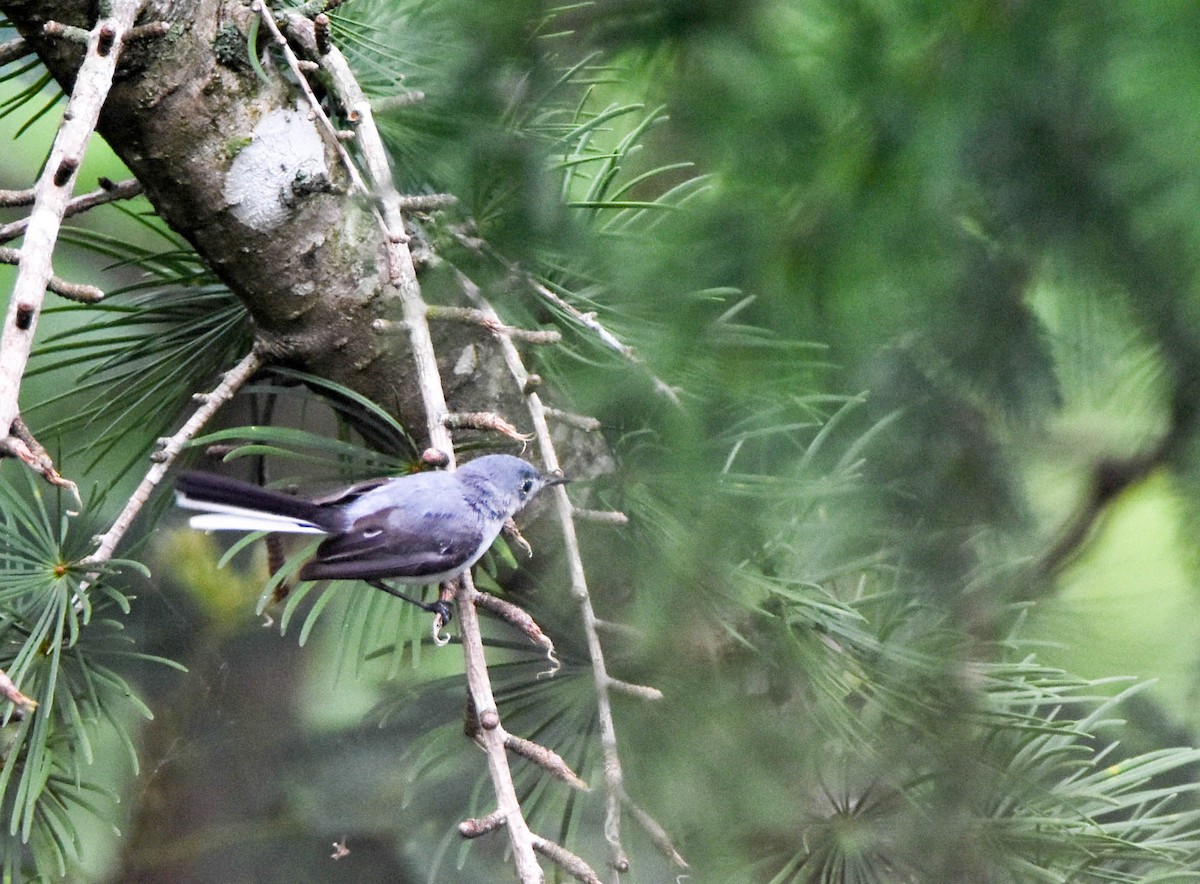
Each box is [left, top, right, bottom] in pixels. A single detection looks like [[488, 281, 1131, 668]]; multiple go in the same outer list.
[[521, 477, 536, 496]]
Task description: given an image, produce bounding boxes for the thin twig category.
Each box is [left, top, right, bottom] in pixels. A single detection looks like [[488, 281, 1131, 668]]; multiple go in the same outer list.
[[531, 836, 603, 884], [0, 188, 35, 207], [503, 731, 589, 791], [451, 229, 682, 406], [0, 0, 146, 481], [0, 247, 103, 302], [1037, 440, 1172, 577], [592, 618, 643, 640], [427, 304, 562, 343], [0, 37, 30, 68], [290, 0, 348, 17], [0, 666, 36, 722], [5, 416, 80, 506], [606, 678, 664, 701], [42, 21, 90, 43], [395, 191, 455, 211], [620, 789, 688, 869], [572, 507, 629, 526], [443, 410, 531, 441], [470, 586, 559, 673], [530, 279, 636, 361], [126, 21, 172, 43], [0, 178, 143, 244], [454, 269, 684, 874], [83, 349, 264, 570], [277, 9, 547, 880], [460, 809, 507, 838], [254, 4, 376, 207], [543, 406, 602, 432], [372, 90, 426, 114]]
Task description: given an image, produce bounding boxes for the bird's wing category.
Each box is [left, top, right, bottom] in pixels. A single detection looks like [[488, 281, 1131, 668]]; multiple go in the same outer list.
[[304, 476, 395, 507], [299, 508, 485, 582]]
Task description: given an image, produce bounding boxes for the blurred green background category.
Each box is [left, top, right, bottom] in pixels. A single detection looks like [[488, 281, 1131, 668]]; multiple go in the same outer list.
[[6, 0, 1200, 881]]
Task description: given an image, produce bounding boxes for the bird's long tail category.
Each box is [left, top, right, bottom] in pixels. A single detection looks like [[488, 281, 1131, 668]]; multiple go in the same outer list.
[[175, 472, 332, 534]]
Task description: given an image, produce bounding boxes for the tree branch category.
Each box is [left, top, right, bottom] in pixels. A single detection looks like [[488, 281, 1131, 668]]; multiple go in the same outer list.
[[6, 415, 79, 504], [0, 177, 142, 244], [0, 247, 104, 302], [0, 666, 37, 717], [451, 229, 682, 407], [83, 348, 264, 570], [277, 10, 549, 880], [0, 0, 145, 478], [454, 268, 685, 874]]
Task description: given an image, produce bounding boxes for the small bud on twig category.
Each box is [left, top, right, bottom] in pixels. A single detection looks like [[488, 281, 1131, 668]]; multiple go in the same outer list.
[[53, 157, 79, 188], [0, 667, 37, 714], [126, 21, 172, 42], [0, 247, 105, 302], [459, 810, 507, 839], [42, 21, 89, 43], [443, 411, 531, 442], [0, 38, 30, 68], [532, 837, 604, 884], [3, 418, 80, 507], [395, 192, 457, 211], [371, 317, 409, 334], [313, 13, 332, 55], [0, 188, 34, 207], [372, 90, 426, 113], [622, 789, 689, 868], [606, 678, 664, 701], [544, 406, 602, 431], [96, 24, 116, 56], [504, 733, 589, 791], [420, 447, 450, 467], [501, 518, 533, 557], [572, 508, 629, 526]]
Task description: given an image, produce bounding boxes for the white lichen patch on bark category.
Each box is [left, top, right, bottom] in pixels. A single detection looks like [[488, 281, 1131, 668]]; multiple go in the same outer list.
[[224, 106, 328, 231]]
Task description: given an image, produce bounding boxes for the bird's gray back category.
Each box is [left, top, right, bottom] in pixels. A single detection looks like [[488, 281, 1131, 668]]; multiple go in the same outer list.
[[340, 470, 469, 524]]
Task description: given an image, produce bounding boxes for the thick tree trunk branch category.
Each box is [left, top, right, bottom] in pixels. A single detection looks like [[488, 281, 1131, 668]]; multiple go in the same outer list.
[[1, 0, 518, 446]]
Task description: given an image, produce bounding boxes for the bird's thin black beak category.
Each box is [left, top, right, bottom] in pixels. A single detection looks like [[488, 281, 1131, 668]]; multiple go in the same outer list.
[[545, 473, 570, 486]]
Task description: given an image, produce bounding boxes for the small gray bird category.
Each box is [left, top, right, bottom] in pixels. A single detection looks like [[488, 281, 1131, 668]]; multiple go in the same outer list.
[[175, 454, 567, 621]]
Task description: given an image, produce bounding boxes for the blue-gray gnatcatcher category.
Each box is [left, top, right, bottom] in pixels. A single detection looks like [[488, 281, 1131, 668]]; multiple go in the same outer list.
[[175, 454, 568, 621]]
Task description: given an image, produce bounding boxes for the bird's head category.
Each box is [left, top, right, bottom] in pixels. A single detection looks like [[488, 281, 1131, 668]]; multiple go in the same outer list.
[[459, 454, 569, 517]]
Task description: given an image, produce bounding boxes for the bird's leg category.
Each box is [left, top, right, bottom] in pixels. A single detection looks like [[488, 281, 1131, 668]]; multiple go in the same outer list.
[[366, 580, 454, 625]]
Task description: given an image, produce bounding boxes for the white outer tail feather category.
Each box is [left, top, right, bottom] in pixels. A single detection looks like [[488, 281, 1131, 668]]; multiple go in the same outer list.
[[175, 492, 327, 535]]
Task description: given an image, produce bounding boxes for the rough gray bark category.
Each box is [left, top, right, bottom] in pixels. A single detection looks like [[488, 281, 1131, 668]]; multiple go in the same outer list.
[[1, 0, 515, 445]]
